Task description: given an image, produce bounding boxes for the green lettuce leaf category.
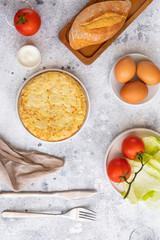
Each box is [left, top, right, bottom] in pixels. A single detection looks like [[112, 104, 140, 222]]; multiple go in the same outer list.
[[122, 136, 160, 208], [143, 136, 160, 155]]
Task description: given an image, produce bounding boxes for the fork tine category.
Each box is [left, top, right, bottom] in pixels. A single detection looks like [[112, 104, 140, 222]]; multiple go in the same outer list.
[[79, 215, 96, 221], [79, 209, 96, 221], [79, 208, 96, 214], [79, 214, 96, 220], [77, 208, 96, 221], [79, 214, 96, 221], [80, 212, 96, 217], [79, 211, 96, 217]]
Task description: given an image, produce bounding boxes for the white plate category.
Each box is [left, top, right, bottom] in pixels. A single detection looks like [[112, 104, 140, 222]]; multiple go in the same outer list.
[[110, 53, 159, 105], [17, 69, 90, 143], [104, 128, 160, 194]]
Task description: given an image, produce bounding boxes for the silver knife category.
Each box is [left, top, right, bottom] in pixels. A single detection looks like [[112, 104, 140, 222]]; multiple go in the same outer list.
[[0, 190, 97, 200]]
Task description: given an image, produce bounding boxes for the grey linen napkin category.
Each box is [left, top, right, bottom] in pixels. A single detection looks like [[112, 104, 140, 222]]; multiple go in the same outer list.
[[0, 139, 65, 191]]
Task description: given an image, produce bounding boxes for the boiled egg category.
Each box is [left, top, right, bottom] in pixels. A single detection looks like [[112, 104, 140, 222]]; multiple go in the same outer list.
[[120, 80, 148, 104], [114, 56, 136, 83], [137, 61, 160, 86]]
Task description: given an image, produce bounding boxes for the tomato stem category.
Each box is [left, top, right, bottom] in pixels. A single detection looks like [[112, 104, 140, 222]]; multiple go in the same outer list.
[[123, 152, 150, 199], [118, 170, 131, 183], [15, 13, 28, 25]]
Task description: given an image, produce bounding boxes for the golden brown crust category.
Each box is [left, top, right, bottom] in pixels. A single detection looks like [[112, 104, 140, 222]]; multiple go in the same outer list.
[[19, 72, 87, 142], [69, 0, 131, 50]]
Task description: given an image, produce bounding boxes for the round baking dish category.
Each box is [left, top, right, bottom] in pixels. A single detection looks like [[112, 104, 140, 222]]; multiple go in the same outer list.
[[17, 69, 90, 142]]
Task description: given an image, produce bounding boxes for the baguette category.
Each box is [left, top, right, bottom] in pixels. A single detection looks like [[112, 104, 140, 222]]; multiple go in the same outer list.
[[69, 0, 131, 50]]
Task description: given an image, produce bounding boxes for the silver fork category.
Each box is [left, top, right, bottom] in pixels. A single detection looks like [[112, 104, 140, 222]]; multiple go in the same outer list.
[[2, 208, 96, 222]]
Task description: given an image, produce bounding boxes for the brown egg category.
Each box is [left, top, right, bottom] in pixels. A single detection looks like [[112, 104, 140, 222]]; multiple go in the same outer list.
[[137, 61, 160, 85], [120, 80, 148, 104], [114, 57, 136, 83]]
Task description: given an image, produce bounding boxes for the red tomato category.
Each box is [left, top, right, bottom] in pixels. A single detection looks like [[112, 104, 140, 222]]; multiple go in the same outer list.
[[14, 8, 41, 36], [107, 158, 131, 183], [122, 136, 145, 160]]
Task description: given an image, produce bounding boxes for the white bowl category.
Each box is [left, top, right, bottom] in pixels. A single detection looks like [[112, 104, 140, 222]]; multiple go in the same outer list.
[[104, 128, 160, 195], [17, 69, 90, 142], [110, 53, 159, 106], [17, 45, 41, 69]]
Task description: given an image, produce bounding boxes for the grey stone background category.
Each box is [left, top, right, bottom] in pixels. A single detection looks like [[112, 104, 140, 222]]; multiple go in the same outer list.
[[0, 0, 160, 239]]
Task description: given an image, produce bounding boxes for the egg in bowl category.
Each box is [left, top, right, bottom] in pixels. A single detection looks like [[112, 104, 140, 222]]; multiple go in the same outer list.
[[18, 71, 88, 141]]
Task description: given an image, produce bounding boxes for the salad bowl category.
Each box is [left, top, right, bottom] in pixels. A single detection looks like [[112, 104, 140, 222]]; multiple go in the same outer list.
[[104, 128, 160, 195]]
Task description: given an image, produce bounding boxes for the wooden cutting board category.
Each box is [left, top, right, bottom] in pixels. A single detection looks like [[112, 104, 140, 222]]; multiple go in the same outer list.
[[59, 0, 153, 65]]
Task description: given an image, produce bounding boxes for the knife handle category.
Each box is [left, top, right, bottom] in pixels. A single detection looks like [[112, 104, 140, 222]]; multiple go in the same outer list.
[[0, 192, 56, 198], [0, 190, 96, 199]]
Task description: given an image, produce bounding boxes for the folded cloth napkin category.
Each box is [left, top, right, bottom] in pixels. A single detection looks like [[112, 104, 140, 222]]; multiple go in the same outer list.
[[0, 139, 65, 191]]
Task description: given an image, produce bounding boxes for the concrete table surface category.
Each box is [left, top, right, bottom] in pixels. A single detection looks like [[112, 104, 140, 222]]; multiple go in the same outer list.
[[0, 0, 160, 239]]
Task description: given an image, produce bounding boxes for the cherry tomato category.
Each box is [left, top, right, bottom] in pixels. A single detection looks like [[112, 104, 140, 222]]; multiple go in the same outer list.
[[107, 158, 131, 183], [122, 136, 145, 160], [14, 8, 41, 36]]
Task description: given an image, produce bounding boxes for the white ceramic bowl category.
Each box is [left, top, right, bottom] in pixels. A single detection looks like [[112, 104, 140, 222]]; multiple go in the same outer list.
[[110, 53, 159, 106], [17, 69, 90, 142], [17, 45, 41, 69], [104, 128, 160, 195]]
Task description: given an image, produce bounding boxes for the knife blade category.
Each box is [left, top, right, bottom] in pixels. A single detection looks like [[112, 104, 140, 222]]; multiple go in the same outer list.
[[0, 190, 97, 200]]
